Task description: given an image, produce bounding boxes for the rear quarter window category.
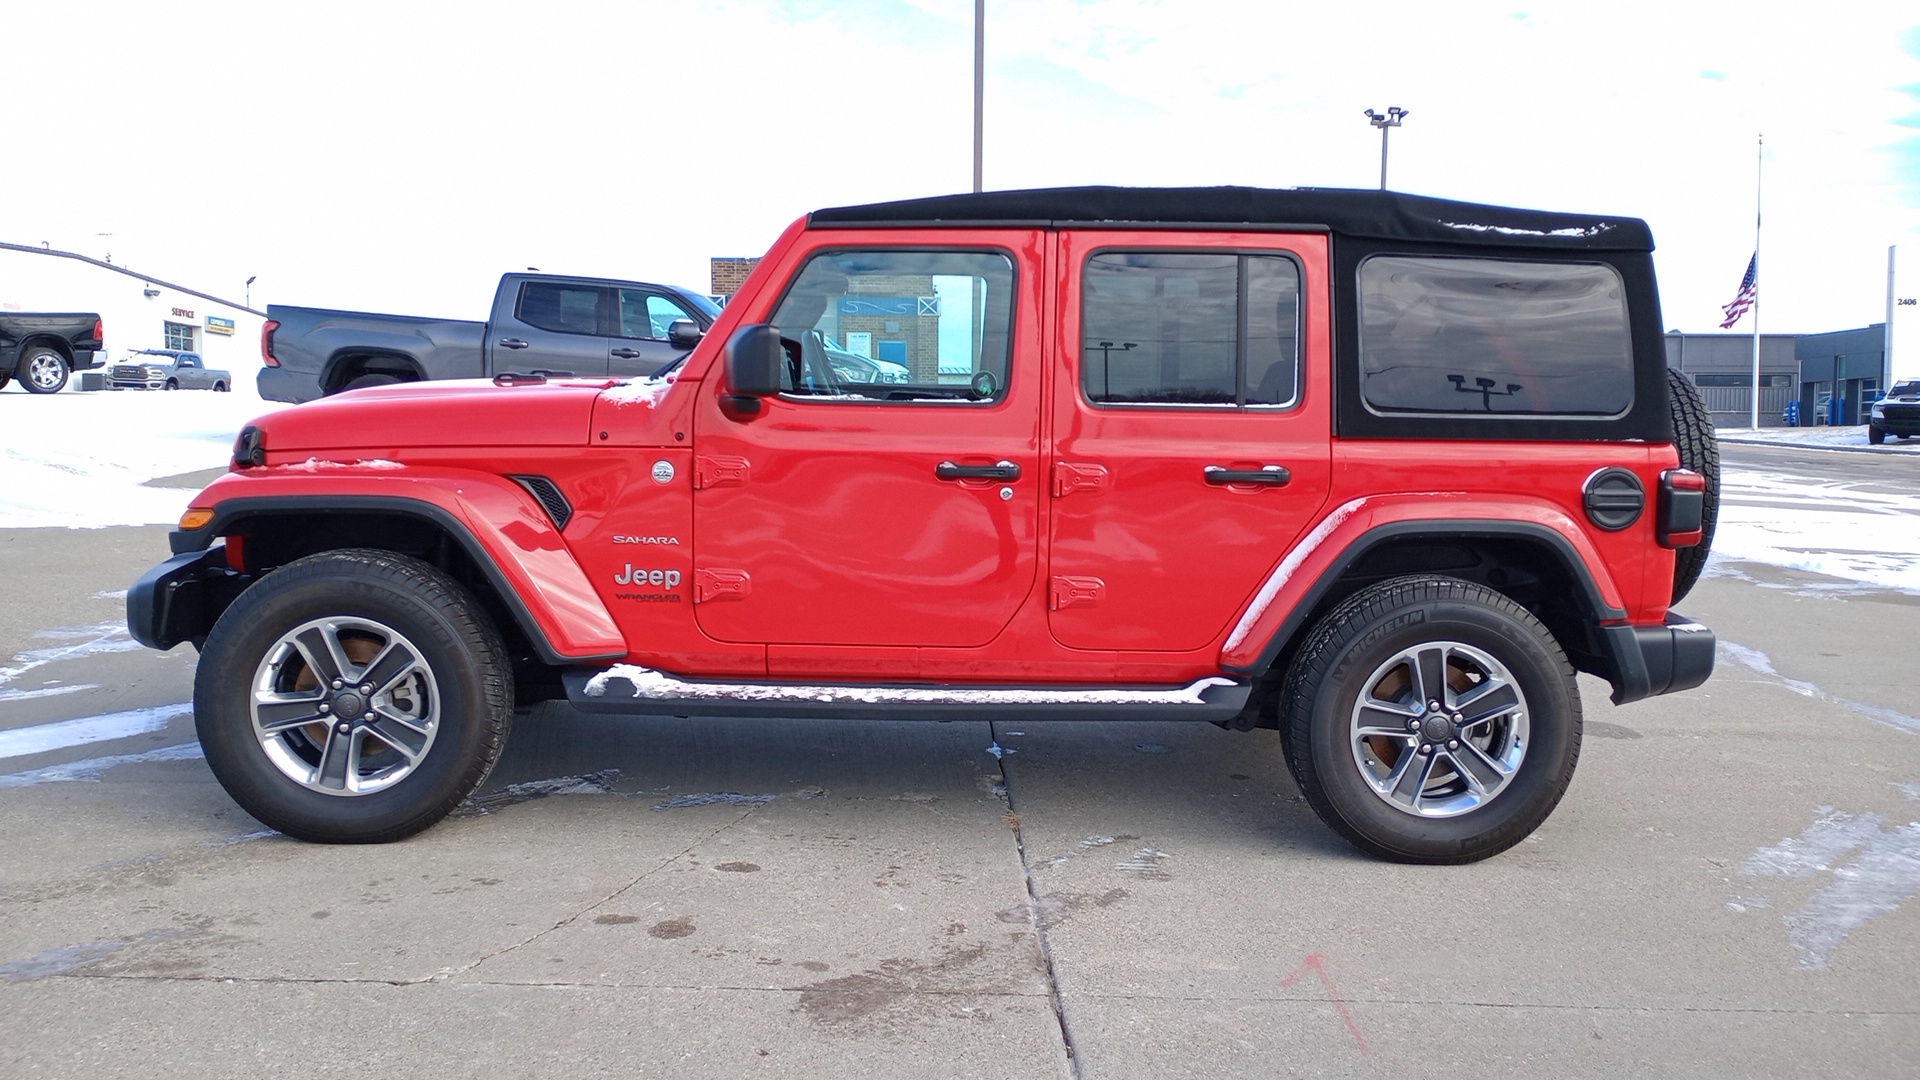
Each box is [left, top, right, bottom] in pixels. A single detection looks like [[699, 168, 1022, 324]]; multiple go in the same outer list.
[[1358, 256, 1633, 418]]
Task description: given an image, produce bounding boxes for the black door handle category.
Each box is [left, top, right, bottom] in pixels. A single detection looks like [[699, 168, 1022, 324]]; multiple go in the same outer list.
[[610, 347, 642, 359], [936, 460, 1021, 481], [1204, 465, 1290, 486], [498, 338, 529, 350]]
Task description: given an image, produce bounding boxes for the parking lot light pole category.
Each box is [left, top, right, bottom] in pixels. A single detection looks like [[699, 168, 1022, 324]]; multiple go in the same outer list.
[[1365, 107, 1409, 190], [973, 0, 984, 193], [246, 275, 256, 309]]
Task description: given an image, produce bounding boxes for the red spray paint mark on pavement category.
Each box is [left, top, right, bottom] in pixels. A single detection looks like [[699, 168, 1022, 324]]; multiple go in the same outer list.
[[1279, 952, 1370, 1055]]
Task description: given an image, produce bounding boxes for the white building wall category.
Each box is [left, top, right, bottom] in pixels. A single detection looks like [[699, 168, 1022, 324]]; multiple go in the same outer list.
[[0, 246, 265, 386]]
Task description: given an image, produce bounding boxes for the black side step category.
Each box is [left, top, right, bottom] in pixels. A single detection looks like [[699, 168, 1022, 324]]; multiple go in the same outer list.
[[561, 667, 1252, 722]]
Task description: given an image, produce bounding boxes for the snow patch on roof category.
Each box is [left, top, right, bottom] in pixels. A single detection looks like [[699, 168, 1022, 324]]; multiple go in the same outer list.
[[1440, 220, 1615, 238]]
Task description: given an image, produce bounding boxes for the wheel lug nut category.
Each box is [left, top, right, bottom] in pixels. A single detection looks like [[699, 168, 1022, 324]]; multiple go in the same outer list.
[[1419, 745, 1432, 755], [360, 684, 373, 693], [1448, 740, 1459, 749], [1408, 719, 1421, 731], [1450, 713, 1463, 725], [363, 712, 374, 721], [337, 723, 350, 733], [331, 679, 343, 689], [318, 703, 330, 714], [1428, 700, 1441, 712]]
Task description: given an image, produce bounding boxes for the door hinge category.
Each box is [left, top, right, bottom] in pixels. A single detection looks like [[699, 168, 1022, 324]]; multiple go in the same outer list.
[[694, 568, 752, 603], [1051, 461, 1109, 498], [695, 455, 750, 489], [1049, 575, 1105, 611]]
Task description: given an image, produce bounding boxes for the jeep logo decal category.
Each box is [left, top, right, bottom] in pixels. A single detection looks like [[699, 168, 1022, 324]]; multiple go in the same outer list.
[[614, 565, 682, 588]]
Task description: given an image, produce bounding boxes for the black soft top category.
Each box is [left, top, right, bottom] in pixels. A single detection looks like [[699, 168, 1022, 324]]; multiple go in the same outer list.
[[810, 186, 1653, 252]]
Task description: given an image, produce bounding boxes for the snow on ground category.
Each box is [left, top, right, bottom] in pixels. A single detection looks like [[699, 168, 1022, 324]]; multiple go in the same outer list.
[[0, 382, 280, 528], [1719, 424, 1920, 451], [3, 385, 1916, 595], [1712, 469, 1920, 594]]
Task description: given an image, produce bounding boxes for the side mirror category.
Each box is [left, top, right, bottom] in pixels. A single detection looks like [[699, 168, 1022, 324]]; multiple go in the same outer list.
[[725, 324, 783, 398], [667, 319, 704, 350]]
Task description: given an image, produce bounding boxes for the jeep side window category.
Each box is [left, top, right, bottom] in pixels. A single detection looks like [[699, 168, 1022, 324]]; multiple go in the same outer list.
[[768, 249, 1015, 402], [1357, 256, 1633, 417], [517, 282, 602, 336], [1080, 252, 1300, 408]]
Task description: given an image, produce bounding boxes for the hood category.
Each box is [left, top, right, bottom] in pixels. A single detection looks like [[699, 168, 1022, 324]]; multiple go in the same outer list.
[[243, 378, 618, 452]]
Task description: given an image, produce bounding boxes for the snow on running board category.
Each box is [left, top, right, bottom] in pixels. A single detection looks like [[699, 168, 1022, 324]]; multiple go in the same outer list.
[[582, 665, 1235, 706]]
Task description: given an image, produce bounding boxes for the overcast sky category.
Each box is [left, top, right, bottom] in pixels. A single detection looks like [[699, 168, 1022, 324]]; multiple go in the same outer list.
[[9, 1, 1918, 335]]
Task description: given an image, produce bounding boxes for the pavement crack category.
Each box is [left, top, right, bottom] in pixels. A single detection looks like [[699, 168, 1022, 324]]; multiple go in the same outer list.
[[990, 719, 1082, 1080], [1075, 990, 1920, 1017], [446, 805, 768, 981]]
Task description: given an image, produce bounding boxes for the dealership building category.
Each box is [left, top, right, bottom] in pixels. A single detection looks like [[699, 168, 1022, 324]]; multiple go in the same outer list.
[[1, 241, 264, 387]]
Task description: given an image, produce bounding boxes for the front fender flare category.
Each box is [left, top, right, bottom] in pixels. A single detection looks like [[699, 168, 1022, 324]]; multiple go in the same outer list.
[[171, 470, 624, 664]]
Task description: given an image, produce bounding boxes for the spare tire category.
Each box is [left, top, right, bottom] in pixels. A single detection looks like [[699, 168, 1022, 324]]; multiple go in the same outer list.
[[1667, 368, 1719, 605]]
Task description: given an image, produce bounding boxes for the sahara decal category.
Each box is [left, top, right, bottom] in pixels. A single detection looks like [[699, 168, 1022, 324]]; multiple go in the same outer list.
[[613, 536, 681, 545]]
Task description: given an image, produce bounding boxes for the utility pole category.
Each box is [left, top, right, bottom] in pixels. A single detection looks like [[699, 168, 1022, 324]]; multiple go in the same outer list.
[[1364, 107, 1409, 190], [973, 0, 984, 193]]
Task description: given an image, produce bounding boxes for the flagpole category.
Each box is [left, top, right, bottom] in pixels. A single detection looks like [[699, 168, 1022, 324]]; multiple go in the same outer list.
[[1749, 133, 1763, 430]]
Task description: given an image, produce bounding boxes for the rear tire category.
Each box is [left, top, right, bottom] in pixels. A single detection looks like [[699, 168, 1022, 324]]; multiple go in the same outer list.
[[1667, 368, 1719, 604], [1281, 575, 1582, 864], [193, 549, 513, 843], [20, 346, 69, 394], [213, 381, 229, 392]]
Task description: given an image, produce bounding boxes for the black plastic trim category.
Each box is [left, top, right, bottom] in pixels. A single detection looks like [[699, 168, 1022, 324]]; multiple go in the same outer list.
[[1604, 613, 1715, 704], [166, 495, 624, 665], [509, 475, 573, 531], [563, 670, 1252, 722], [127, 546, 254, 652], [1226, 519, 1630, 678]]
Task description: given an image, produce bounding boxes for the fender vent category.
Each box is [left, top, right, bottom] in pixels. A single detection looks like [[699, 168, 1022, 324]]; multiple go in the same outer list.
[[510, 475, 573, 531]]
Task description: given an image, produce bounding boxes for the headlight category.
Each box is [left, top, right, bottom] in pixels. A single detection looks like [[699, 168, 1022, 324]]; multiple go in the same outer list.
[[1872, 402, 1885, 417]]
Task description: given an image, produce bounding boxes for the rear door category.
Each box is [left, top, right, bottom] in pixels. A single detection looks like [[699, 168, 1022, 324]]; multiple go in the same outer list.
[[491, 279, 611, 376], [1047, 230, 1333, 652]]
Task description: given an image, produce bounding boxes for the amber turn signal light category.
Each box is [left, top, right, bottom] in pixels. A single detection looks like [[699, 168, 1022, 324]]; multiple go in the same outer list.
[[179, 508, 215, 530]]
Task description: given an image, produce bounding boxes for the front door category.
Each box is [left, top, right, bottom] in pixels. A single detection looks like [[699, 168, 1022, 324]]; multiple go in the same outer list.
[[691, 232, 1046, 650], [1048, 230, 1333, 652], [609, 287, 702, 377]]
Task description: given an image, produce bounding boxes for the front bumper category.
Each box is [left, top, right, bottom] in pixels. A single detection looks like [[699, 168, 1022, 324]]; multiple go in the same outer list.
[[1874, 405, 1920, 436], [127, 546, 253, 651], [1603, 613, 1715, 705]]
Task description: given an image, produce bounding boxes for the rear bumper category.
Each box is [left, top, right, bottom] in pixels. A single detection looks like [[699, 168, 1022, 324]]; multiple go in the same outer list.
[[1603, 613, 1715, 705], [257, 366, 320, 404]]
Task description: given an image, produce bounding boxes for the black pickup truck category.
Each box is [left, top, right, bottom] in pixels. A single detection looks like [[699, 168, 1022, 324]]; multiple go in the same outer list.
[[1, 312, 104, 394], [258, 273, 719, 403]]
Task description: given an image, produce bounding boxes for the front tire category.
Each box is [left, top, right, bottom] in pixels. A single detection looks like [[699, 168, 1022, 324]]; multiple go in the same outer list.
[[194, 549, 512, 843], [164, 379, 179, 390], [20, 346, 69, 394], [1281, 576, 1582, 864], [1869, 423, 1886, 445]]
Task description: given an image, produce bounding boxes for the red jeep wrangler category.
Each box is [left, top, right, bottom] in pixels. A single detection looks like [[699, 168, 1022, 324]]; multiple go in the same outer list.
[[130, 188, 1717, 863]]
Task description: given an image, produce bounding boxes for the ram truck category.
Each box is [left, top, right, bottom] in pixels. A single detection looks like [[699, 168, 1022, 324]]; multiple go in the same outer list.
[[109, 350, 232, 391], [258, 273, 719, 403], [132, 187, 1718, 863]]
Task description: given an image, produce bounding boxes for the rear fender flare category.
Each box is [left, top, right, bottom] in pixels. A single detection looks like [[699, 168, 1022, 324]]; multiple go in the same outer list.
[[173, 471, 624, 663], [1219, 495, 1627, 675]]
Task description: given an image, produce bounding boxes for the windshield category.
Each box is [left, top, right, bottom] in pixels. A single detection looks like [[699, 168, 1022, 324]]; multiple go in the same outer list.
[[678, 291, 722, 319], [1890, 381, 1920, 397]]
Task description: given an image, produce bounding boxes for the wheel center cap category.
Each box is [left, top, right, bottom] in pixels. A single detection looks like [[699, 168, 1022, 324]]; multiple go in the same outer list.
[[1421, 715, 1453, 743], [332, 690, 367, 719]]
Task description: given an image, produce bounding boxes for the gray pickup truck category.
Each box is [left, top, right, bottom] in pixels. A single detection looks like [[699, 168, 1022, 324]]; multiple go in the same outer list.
[[258, 272, 719, 403], [1, 312, 104, 394], [108, 350, 232, 391]]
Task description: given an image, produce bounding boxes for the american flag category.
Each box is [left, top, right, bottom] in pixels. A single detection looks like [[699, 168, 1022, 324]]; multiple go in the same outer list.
[[1719, 253, 1758, 329]]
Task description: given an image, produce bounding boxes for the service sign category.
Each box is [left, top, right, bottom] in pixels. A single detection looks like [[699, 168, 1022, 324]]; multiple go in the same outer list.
[[206, 316, 236, 336]]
